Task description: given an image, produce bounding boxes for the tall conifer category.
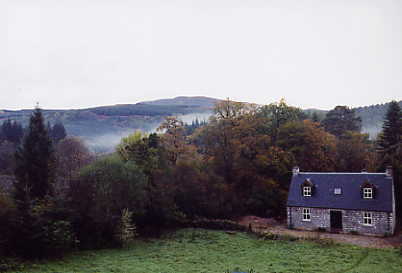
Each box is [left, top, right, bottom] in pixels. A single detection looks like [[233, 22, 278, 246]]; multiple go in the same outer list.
[[378, 101, 402, 157], [14, 107, 55, 203]]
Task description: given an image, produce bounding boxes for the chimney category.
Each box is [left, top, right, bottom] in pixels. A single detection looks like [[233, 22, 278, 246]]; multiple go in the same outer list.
[[292, 166, 300, 176], [385, 166, 393, 177]]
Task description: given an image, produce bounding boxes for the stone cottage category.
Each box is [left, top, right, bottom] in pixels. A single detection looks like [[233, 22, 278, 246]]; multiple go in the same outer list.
[[286, 167, 395, 236]]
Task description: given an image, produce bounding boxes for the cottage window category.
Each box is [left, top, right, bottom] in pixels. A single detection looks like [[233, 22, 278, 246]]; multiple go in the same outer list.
[[363, 212, 373, 226], [363, 188, 373, 199], [334, 188, 342, 195], [302, 208, 311, 221], [303, 186, 311, 197]]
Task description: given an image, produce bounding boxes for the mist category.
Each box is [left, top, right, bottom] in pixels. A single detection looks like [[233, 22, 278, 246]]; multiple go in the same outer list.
[[82, 112, 213, 153]]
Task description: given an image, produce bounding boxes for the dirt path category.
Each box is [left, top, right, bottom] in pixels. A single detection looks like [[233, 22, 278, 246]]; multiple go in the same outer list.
[[238, 216, 402, 249]]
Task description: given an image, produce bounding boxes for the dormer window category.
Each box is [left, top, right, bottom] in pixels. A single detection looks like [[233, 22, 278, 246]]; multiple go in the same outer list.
[[361, 180, 376, 199], [303, 186, 311, 197], [363, 188, 373, 199], [301, 178, 314, 197]]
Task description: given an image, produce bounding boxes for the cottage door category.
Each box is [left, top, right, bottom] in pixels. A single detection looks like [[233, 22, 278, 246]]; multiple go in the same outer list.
[[330, 210, 342, 230]]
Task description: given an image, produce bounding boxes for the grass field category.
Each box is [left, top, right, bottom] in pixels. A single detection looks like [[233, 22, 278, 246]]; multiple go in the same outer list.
[[8, 229, 402, 273]]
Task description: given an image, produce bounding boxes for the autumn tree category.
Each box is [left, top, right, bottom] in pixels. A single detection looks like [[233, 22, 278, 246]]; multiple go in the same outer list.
[[335, 131, 375, 172], [157, 117, 197, 166], [55, 137, 93, 190], [202, 99, 252, 184], [278, 120, 337, 172], [257, 99, 305, 145]]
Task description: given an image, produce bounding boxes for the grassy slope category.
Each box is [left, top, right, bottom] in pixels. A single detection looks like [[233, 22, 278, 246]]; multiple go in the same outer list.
[[10, 229, 402, 273]]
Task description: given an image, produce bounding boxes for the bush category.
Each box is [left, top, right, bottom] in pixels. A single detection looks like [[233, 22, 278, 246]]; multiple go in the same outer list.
[[0, 257, 24, 272], [11, 199, 77, 258], [0, 191, 16, 257], [260, 231, 298, 242], [115, 208, 137, 248], [313, 237, 336, 247]]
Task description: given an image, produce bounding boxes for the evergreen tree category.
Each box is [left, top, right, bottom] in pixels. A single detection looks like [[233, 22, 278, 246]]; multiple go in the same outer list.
[[311, 112, 320, 123], [322, 106, 362, 137], [50, 122, 67, 143], [14, 107, 55, 202], [1, 119, 24, 144], [377, 101, 402, 157], [377, 101, 402, 223]]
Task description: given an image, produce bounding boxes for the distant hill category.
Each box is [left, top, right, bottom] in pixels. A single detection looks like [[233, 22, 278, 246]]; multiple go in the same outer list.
[[142, 96, 219, 108], [303, 101, 402, 138], [1, 97, 399, 151], [0, 96, 219, 152], [354, 100, 402, 138]]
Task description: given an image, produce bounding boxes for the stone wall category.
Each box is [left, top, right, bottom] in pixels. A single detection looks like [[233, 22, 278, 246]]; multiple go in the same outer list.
[[287, 206, 393, 236]]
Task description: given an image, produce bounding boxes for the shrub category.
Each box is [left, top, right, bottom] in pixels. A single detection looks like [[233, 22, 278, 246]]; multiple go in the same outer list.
[[0, 190, 16, 257], [349, 230, 359, 235], [314, 238, 336, 247], [261, 232, 279, 240], [115, 208, 137, 247], [0, 257, 24, 272], [11, 198, 77, 258], [260, 232, 298, 242]]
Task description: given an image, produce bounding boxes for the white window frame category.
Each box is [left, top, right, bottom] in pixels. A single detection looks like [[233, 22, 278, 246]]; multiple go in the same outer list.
[[363, 187, 373, 199], [303, 186, 311, 197], [363, 212, 373, 226], [334, 188, 342, 195], [302, 208, 311, 221]]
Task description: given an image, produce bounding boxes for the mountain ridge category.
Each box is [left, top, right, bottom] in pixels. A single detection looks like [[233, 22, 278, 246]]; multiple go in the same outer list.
[[1, 96, 400, 151]]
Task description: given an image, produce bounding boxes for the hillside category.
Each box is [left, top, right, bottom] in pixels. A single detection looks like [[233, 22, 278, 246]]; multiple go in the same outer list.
[[1, 97, 399, 151], [0, 96, 218, 152], [354, 101, 402, 138]]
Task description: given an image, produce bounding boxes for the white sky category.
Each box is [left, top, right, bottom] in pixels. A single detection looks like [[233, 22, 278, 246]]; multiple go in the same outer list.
[[1, 0, 401, 110]]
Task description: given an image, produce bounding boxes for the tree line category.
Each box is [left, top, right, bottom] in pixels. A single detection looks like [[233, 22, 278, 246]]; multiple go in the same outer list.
[[0, 99, 400, 261]]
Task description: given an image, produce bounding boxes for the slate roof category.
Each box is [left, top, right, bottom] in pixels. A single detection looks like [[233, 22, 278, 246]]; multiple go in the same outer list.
[[287, 172, 394, 212]]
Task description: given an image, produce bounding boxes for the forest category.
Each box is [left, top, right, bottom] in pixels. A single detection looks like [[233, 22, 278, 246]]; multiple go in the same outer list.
[[0, 99, 401, 267]]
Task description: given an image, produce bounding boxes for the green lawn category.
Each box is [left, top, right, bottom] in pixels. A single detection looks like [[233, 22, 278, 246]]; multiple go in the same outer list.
[[9, 229, 402, 273]]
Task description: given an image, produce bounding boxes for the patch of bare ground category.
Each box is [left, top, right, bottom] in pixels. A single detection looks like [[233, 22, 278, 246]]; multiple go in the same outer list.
[[238, 215, 402, 249]]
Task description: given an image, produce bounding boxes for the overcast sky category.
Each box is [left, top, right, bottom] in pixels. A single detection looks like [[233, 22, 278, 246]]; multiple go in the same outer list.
[[1, 0, 401, 110]]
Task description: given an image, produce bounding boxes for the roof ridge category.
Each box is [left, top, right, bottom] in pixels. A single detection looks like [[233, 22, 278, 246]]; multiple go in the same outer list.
[[299, 172, 385, 175]]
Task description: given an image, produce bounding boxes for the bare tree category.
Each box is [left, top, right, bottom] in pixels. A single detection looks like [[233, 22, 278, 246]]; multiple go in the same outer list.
[[55, 137, 93, 191]]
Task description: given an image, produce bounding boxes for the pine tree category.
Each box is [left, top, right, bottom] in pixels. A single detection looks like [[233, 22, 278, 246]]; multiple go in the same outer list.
[[14, 107, 55, 203], [378, 101, 402, 157], [311, 112, 320, 123], [377, 101, 402, 224], [322, 106, 362, 137], [1, 120, 23, 144], [50, 122, 67, 143]]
